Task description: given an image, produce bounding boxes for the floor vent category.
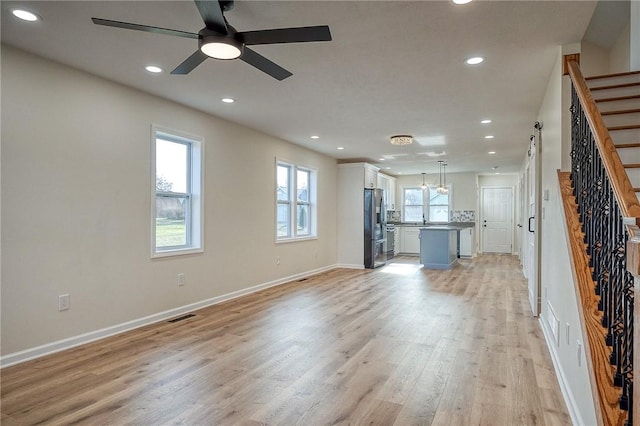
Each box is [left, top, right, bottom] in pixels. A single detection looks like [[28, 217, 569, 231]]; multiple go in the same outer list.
[[168, 313, 195, 323]]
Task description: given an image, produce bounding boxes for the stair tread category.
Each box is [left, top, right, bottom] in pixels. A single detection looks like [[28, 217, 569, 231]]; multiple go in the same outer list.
[[601, 108, 640, 116], [609, 124, 640, 131], [590, 82, 640, 90], [615, 142, 640, 148], [586, 70, 640, 80], [595, 94, 640, 103]]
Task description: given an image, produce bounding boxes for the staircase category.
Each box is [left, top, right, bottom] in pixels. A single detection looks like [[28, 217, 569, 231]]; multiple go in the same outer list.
[[586, 71, 640, 199]]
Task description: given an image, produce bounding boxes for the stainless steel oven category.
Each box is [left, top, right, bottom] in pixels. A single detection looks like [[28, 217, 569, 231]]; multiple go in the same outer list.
[[386, 224, 395, 259]]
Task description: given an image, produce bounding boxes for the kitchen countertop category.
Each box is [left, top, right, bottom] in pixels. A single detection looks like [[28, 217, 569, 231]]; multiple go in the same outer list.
[[390, 222, 475, 228]]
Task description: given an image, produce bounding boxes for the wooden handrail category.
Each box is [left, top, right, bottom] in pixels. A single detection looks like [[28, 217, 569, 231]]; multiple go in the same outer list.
[[566, 60, 640, 222], [567, 59, 638, 426]]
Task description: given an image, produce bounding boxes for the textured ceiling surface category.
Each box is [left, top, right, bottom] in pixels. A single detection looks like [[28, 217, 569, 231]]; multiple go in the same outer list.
[[1, 1, 602, 175]]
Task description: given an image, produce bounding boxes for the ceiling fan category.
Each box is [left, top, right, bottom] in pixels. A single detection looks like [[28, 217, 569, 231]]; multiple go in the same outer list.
[[92, 0, 332, 80]]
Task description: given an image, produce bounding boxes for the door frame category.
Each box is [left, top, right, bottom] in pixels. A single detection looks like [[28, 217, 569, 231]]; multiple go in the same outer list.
[[479, 186, 515, 254]]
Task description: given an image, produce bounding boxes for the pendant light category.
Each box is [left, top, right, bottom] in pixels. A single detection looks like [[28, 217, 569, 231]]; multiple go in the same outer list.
[[437, 161, 449, 195], [420, 172, 428, 190]]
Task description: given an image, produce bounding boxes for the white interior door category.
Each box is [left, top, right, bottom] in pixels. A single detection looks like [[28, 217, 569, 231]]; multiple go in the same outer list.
[[481, 187, 513, 254], [526, 137, 540, 316]]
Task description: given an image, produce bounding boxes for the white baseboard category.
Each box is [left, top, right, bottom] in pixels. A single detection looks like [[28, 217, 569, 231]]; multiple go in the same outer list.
[[335, 263, 364, 269], [0, 264, 338, 368], [538, 317, 584, 426]]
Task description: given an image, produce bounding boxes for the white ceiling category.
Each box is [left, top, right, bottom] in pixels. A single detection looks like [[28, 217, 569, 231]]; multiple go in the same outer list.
[[1, 1, 601, 176]]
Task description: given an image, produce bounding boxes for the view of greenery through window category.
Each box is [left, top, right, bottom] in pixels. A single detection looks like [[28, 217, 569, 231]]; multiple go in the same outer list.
[[403, 187, 450, 223], [155, 138, 189, 249]]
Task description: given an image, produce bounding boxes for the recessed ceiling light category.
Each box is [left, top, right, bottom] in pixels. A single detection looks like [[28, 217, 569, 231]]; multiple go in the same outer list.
[[337, 147, 345, 150], [484, 135, 494, 139], [494, 172, 501, 175], [379, 158, 385, 161], [488, 151, 496, 154], [12, 9, 38, 21], [385, 167, 391, 170], [310, 135, 319, 139], [481, 119, 492, 124], [465, 56, 484, 65], [221, 98, 235, 103], [145, 65, 162, 73], [453, 0, 473, 4]]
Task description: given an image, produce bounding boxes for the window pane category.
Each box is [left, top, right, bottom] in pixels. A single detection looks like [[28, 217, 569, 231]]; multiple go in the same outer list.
[[297, 204, 310, 235], [429, 188, 448, 204], [277, 203, 290, 237], [429, 206, 449, 222], [297, 170, 309, 202], [405, 206, 423, 222], [404, 188, 423, 205], [156, 139, 188, 193], [277, 165, 290, 201], [155, 196, 187, 247]]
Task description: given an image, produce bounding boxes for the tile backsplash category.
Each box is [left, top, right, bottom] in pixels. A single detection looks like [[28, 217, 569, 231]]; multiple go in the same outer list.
[[387, 210, 402, 222], [450, 210, 476, 222]]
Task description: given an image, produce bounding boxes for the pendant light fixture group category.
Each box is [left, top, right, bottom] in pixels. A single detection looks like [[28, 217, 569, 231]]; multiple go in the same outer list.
[[420, 172, 428, 190], [437, 160, 449, 195]]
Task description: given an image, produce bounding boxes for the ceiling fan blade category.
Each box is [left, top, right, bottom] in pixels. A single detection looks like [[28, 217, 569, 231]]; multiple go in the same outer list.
[[239, 26, 332, 45], [240, 47, 292, 81], [91, 17, 199, 39], [194, 0, 228, 34], [171, 50, 209, 74]]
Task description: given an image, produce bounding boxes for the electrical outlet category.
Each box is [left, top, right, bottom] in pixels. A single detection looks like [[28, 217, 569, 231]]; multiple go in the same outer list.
[[58, 294, 70, 311], [177, 273, 185, 287]]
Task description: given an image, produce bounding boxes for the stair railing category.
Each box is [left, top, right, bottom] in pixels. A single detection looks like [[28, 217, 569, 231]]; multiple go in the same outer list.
[[566, 59, 636, 426]]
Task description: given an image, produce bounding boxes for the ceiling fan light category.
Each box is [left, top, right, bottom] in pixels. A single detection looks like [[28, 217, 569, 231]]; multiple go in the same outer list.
[[200, 35, 242, 60]]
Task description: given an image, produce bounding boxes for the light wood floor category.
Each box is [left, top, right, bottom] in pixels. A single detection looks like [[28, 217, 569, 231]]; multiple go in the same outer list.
[[1, 255, 571, 425]]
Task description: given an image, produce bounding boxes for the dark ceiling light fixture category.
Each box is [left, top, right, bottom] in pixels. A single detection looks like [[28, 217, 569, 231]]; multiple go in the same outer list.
[[91, 0, 332, 80], [437, 161, 449, 195]]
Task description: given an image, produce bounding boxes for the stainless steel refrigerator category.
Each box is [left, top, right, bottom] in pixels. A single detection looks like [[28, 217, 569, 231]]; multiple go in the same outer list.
[[364, 188, 387, 268]]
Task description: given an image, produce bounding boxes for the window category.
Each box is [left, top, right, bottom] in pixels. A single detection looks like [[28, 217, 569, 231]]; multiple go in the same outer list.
[[403, 188, 424, 222], [152, 127, 203, 257], [402, 185, 451, 223], [276, 160, 317, 241]]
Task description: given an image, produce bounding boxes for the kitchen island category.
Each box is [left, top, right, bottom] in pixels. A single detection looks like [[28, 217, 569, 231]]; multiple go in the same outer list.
[[419, 226, 462, 269]]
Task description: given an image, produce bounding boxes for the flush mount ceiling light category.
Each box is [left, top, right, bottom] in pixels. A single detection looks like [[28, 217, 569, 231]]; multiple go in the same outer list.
[[145, 65, 162, 73], [12, 9, 38, 21], [390, 135, 413, 146], [437, 161, 449, 195], [465, 56, 484, 65], [199, 34, 243, 59]]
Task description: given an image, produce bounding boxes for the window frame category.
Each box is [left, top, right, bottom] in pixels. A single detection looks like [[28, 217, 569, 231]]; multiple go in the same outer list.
[[151, 125, 204, 258], [276, 158, 317, 242], [402, 184, 452, 223]]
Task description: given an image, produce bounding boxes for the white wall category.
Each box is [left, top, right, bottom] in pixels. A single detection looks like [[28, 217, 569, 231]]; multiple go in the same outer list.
[[632, 0, 640, 71], [534, 48, 597, 426], [1, 46, 338, 359], [609, 23, 630, 73]]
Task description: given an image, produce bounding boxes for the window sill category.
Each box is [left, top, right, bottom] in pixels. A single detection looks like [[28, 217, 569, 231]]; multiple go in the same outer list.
[[152, 247, 203, 259], [276, 235, 318, 244]]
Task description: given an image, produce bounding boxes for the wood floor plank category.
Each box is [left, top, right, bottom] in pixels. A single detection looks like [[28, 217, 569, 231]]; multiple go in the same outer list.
[[1, 255, 572, 425]]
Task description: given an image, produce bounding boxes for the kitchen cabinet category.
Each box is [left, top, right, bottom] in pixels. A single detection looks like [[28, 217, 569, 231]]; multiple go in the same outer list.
[[377, 173, 397, 210], [364, 164, 378, 188], [459, 227, 474, 257], [400, 227, 420, 255], [420, 228, 459, 269]]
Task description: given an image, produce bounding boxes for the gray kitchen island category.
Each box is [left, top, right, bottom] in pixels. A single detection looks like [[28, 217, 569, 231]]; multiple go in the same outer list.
[[419, 226, 462, 269]]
